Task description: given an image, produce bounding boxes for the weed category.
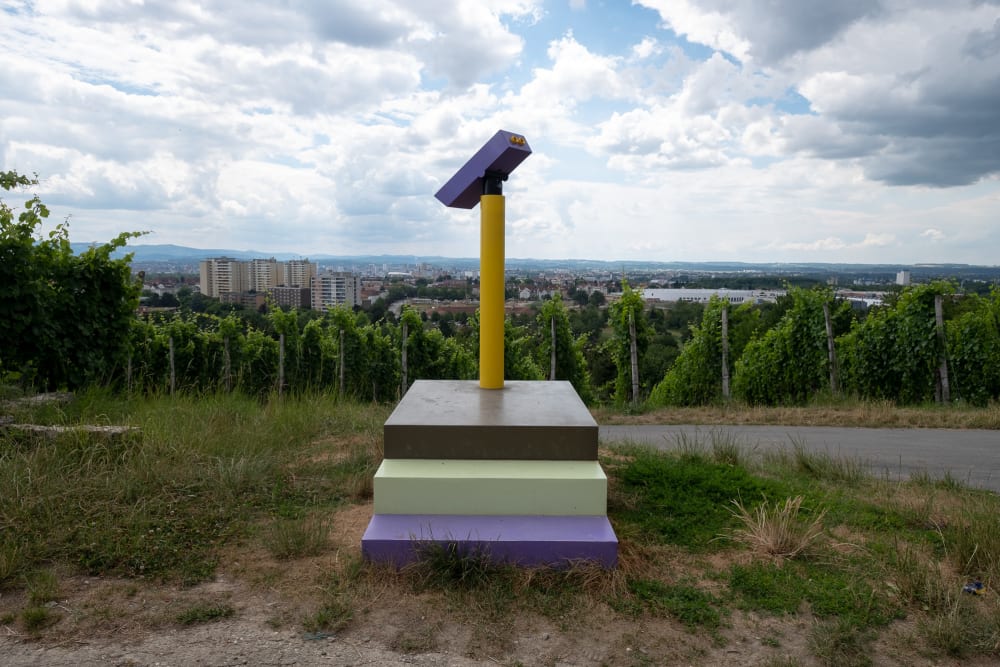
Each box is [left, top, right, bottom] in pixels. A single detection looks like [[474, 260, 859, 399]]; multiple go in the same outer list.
[[264, 516, 330, 560], [934, 470, 967, 492], [942, 497, 1000, 583], [302, 600, 352, 633], [808, 618, 874, 667], [671, 430, 707, 459], [409, 541, 506, 590], [302, 557, 368, 634], [175, 603, 235, 626], [20, 606, 59, 633], [0, 540, 24, 585], [709, 429, 752, 467], [881, 542, 953, 612], [625, 578, 723, 629], [919, 592, 1000, 658], [25, 569, 60, 605], [728, 496, 827, 560], [788, 438, 869, 484]]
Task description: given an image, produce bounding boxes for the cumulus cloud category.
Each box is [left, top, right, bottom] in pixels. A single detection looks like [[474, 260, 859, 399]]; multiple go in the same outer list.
[[639, 0, 876, 64], [635, 0, 1000, 188]]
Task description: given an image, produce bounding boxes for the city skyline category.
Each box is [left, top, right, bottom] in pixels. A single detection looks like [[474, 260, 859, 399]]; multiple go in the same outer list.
[[2, 1, 999, 265]]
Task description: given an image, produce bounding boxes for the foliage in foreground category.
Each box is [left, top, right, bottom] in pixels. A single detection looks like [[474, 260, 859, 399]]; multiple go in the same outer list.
[[1, 171, 143, 390]]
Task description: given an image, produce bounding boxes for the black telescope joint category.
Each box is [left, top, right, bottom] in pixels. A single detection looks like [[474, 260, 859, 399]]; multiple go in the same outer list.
[[483, 170, 508, 196]]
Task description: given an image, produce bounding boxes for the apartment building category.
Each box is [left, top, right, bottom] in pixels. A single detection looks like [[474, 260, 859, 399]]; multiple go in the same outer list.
[[311, 271, 361, 311], [200, 257, 318, 299], [199, 257, 247, 298], [283, 260, 317, 288], [247, 258, 280, 293]]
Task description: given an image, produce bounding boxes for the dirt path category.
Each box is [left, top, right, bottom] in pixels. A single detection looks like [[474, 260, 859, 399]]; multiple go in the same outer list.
[[1, 621, 491, 667]]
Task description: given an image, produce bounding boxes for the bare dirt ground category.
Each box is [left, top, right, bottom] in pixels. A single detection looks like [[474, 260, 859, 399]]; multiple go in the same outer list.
[[0, 502, 992, 667]]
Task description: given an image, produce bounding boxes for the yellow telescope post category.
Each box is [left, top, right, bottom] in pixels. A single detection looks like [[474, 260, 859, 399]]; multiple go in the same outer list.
[[433, 130, 531, 390], [479, 194, 505, 389]]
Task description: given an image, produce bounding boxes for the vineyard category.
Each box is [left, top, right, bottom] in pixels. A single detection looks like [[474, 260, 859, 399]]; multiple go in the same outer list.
[[109, 282, 1000, 409]]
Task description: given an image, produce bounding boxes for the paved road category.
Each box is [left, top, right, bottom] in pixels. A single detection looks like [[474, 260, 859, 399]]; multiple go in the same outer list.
[[599, 424, 1000, 493]]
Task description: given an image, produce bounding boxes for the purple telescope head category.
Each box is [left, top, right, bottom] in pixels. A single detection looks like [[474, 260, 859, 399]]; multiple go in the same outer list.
[[435, 130, 532, 209]]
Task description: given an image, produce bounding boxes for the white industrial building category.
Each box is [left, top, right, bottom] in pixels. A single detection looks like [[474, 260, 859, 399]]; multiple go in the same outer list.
[[642, 288, 785, 304]]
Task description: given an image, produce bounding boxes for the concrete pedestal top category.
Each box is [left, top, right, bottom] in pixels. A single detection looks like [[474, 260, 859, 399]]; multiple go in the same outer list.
[[384, 380, 598, 460]]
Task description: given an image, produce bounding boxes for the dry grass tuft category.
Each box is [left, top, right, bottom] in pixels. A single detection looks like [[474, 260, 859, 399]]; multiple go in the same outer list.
[[729, 496, 827, 560]]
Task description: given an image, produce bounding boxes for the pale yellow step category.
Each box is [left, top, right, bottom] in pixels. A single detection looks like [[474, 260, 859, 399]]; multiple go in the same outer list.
[[373, 459, 607, 516]]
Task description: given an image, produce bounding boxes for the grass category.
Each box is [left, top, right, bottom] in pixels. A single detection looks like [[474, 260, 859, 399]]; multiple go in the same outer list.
[[728, 495, 827, 559], [175, 602, 235, 626], [623, 578, 723, 629], [594, 398, 1000, 429], [606, 445, 792, 549], [264, 515, 331, 560], [0, 388, 390, 585], [20, 605, 59, 633], [2, 389, 999, 664], [783, 438, 870, 485]]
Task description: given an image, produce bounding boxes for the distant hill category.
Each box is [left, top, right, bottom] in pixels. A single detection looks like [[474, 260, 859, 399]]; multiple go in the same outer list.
[[69, 242, 999, 280]]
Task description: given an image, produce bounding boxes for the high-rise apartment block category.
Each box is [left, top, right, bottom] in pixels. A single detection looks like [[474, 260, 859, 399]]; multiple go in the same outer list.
[[283, 260, 317, 289], [199, 257, 319, 299], [199, 257, 247, 297], [311, 271, 361, 310]]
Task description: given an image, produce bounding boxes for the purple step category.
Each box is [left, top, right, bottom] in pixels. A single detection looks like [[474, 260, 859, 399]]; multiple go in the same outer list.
[[362, 514, 618, 568]]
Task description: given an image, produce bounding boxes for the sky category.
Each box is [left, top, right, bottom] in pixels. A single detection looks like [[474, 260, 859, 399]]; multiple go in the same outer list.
[[1, 0, 999, 265]]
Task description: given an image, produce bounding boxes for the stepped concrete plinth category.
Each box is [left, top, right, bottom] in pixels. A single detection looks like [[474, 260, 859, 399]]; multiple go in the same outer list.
[[384, 380, 597, 461], [362, 379, 617, 569], [373, 459, 607, 516], [361, 514, 618, 567]]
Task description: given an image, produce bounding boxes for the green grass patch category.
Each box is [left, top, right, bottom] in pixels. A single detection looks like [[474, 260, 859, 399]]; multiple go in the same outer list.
[[175, 602, 235, 626], [607, 446, 790, 549], [729, 560, 897, 629], [624, 578, 723, 629]]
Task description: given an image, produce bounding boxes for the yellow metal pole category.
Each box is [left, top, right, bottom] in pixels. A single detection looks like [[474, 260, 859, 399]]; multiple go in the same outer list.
[[479, 194, 505, 389]]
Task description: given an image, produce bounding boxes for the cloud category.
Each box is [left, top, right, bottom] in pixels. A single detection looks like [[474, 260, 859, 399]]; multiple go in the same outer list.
[[637, 0, 878, 64], [921, 228, 945, 242], [2, 0, 999, 265], [635, 1, 1000, 188]]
